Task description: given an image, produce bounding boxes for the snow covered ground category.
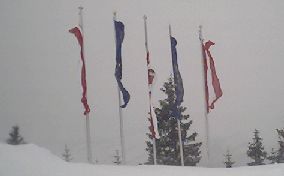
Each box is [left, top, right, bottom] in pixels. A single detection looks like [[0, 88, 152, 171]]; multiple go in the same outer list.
[[0, 143, 283, 176]]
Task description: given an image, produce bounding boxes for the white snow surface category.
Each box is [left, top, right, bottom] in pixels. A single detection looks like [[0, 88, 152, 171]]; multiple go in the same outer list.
[[0, 143, 283, 176]]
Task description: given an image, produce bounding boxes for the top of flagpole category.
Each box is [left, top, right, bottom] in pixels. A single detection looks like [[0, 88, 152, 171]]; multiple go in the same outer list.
[[199, 25, 204, 42], [113, 11, 117, 46], [143, 15, 149, 53], [143, 15, 147, 20], [113, 11, 117, 21], [169, 25, 172, 37], [78, 6, 84, 31]]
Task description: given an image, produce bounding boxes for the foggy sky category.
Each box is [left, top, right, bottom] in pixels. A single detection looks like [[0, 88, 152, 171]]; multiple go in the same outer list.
[[1, 0, 284, 167]]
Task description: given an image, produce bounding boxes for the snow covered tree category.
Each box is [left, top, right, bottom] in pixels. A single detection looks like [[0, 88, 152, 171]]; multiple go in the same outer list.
[[224, 150, 235, 168], [145, 77, 202, 166], [6, 125, 25, 145], [113, 150, 121, 165], [267, 148, 278, 164], [247, 129, 267, 166], [62, 145, 73, 162], [276, 129, 284, 163]]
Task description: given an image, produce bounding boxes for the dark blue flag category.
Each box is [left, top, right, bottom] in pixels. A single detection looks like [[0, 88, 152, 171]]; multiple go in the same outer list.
[[170, 36, 184, 119], [114, 20, 130, 108]]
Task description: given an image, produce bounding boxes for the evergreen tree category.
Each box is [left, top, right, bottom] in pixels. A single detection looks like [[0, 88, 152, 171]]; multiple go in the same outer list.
[[113, 150, 121, 165], [276, 129, 284, 163], [224, 150, 235, 168], [247, 129, 267, 166], [145, 77, 202, 166], [62, 145, 73, 162], [267, 148, 278, 164], [6, 125, 25, 145]]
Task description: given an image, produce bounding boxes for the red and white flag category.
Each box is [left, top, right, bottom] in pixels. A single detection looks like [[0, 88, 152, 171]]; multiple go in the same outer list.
[[202, 40, 223, 113], [69, 26, 90, 115], [147, 52, 160, 139]]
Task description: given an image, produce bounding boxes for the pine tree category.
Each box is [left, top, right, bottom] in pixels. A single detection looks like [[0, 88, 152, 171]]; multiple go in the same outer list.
[[267, 148, 278, 164], [276, 129, 284, 163], [62, 145, 73, 162], [6, 125, 25, 145], [224, 150, 235, 168], [113, 150, 121, 165], [145, 77, 202, 166], [247, 129, 267, 166]]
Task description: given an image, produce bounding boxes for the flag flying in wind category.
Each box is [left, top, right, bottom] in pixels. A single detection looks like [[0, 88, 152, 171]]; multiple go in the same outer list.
[[202, 40, 223, 113], [114, 20, 130, 108], [146, 51, 160, 139], [170, 36, 184, 119], [147, 52, 155, 90], [69, 26, 90, 115]]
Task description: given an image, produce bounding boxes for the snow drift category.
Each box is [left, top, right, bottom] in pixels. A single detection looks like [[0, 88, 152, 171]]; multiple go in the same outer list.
[[0, 143, 283, 176]]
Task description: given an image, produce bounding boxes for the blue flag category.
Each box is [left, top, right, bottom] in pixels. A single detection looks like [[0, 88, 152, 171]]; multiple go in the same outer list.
[[170, 36, 184, 119], [114, 20, 130, 108]]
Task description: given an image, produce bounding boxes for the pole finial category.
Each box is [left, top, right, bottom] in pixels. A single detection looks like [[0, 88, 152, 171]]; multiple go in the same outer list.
[[113, 11, 117, 21], [143, 15, 147, 20], [169, 24, 172, 37], [143, 15, 149, 53], [78, 6, 84, 30], [78, 6, 83, 15], [199, 25, 204, 42]]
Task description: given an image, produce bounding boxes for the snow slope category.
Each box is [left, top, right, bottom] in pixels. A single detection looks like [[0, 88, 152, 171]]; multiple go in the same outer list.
[[0, 143, 283, 176]]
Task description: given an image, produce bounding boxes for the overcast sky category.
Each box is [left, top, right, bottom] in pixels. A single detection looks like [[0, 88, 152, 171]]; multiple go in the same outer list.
[[1, 0, 284, 167]]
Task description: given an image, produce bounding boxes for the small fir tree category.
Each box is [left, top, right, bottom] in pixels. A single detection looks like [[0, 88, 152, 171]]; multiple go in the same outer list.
[[224, 150, 235, 168], [6, 125, 25, 145], [247, 129, 267, 166], [276, 129, 284, 163], [267, 148, 278, 164], [145, 77, 202, 166], [62, 145, 73, 162], [113, 150, 121, 165]]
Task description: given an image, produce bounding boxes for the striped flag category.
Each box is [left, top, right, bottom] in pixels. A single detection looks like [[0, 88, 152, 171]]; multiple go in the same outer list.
[[69, 26, 90, 115], [114, 20, 130, 108], [202, 40, 223, 113], [170, 36, 184, 119], [146, 52, 160, 139]]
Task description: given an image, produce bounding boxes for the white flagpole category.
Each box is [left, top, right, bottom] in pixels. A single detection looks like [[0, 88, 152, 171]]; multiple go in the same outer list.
[[113, 12, 126, 165], [143, 15, 157, 165], [198, 25, 210, 166], [169, 25, 184, 166], [177, 119, 184, 166], [78, 6, 93, 164]]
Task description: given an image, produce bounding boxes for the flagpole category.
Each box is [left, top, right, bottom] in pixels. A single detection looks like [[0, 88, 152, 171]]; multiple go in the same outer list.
[[144, 15, 157, 165], [177, 119, 184, 166], [149, 94, 157, 165], [169, 25, 184, 166], [78, 6, 93, 164], [113, 12, 126, 165], [85, 113, 93, 163], [199, 25, 210, 166]]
